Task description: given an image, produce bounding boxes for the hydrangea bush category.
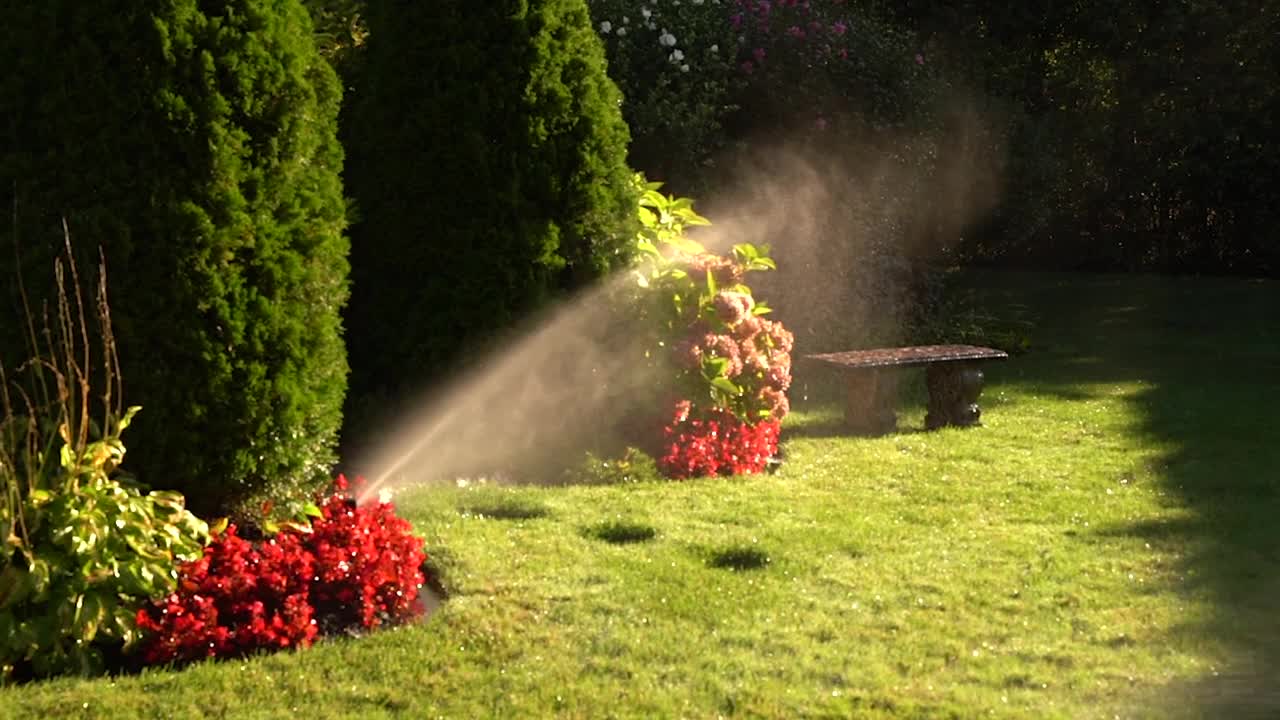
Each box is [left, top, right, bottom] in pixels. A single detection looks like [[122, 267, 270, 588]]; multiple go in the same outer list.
[[627, 177, 793, 477]]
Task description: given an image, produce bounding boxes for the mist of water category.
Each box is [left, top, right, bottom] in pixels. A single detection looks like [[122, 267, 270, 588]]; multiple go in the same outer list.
[[351, 109, 1005, 503], [352, 273, 665, 503]]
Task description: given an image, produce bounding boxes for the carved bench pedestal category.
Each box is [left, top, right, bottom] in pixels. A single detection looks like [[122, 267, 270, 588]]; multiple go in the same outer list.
[[843, 368, 899, 435], [924, 362, 985, 429]]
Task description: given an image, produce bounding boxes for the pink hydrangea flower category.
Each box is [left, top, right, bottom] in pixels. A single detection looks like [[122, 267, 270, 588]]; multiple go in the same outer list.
[[713, 291, 754, 325], [703, 333, 744, 377]]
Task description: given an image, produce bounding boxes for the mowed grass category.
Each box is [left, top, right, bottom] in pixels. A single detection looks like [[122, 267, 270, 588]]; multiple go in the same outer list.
[[4, 271, 1278, 719]]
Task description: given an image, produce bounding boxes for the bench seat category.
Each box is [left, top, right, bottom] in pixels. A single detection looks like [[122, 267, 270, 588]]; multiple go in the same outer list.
[[804, 344, 1008, 433]]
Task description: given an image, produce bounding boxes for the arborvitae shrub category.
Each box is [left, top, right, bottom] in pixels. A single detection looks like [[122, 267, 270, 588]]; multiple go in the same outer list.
[[0, 1, 350, 518], [342, 0, 637, 417]]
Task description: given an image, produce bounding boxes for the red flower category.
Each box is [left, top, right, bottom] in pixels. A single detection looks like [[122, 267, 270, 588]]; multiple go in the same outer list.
[[135, 479, 428, 666], [658, 408, 781, 478]]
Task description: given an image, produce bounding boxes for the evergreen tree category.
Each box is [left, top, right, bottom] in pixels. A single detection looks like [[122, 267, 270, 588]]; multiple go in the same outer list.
[[342, 0, 636, 413], [0, 0, 350, 517]]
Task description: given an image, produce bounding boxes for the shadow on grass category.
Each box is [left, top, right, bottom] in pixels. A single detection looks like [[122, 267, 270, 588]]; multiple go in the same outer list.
[[582, 520, 658, 545], [965, 270, 1280, 716], [458, 498, 551, 520], [707, 545, 772, 571]]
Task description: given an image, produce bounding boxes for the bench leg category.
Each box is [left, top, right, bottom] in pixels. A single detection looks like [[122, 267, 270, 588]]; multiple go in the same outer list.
[[844, 368, 898, 435], [925, 362, 985, 429]]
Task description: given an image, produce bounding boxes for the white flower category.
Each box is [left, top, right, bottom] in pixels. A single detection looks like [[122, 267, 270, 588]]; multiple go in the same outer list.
[[710, 44, 719, 53], [641, 7, 651, 19], [681, 64, 690, 72], [659, 30, 677, 47], [670, 49, 685, 62], [617, 27, 627, 36], [622, 15, 629, 23], [599, 20, 612, 33], [378, 488, 394, 504], [693, 0, 704, 4]]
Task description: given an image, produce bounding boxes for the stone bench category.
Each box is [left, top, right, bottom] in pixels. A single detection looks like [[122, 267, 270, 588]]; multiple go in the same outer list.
[[803, 344, 1009, 434]]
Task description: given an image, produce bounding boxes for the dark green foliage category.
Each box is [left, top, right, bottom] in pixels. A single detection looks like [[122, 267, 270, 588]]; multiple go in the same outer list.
[[301, 0, 368, 79], [887, 0, 1280, 276], [0, 0, 350, 518], [342, 0, 637, 412]]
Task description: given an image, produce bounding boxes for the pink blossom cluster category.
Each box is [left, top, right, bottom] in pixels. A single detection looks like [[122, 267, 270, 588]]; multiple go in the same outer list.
[[673, 289, 793, 422], [730, 0, 921, 75]]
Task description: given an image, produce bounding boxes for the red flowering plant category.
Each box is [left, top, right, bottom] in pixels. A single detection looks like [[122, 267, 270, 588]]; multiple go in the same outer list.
[[134, 524, 317, 664], [134, 475, 426, 665], [307, 475, 425, 633], [629, 176, 793, 477]]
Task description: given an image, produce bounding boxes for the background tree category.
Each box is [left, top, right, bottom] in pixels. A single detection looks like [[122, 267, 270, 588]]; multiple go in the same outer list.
[[886, 0, 1280, 276], [342, 0, 637, 432], [0, 0, 350, 518]]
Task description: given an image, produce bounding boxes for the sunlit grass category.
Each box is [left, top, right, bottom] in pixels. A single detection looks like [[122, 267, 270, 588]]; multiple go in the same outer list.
[[3, 270, 1276, 718]]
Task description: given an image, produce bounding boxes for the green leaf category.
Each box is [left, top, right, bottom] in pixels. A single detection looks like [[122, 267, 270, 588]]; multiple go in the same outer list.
[[634, 239, 661, 257], [0, 566, 30, 608], [27, 558, 50, 596], [705, 268, 717, 295], [702, 356, 730, 379], [682, 211, 712, 227], [303, 502, 323, 519], [710, 376, 742, 396], [117, 406, 142, 432], [147, 490, 187, 508], [73, 592, 106, 643]]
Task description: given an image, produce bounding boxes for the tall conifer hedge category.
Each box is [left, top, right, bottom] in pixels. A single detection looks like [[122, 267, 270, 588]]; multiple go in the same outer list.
[[343, 0, 637, 410], [0, 0, 350, 517]]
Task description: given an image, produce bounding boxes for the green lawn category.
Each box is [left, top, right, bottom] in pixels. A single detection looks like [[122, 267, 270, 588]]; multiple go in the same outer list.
[[3, 270, 1277, 719]]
